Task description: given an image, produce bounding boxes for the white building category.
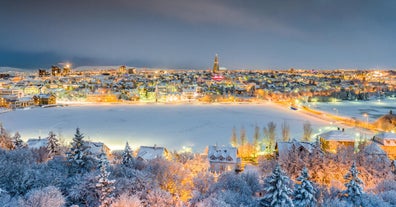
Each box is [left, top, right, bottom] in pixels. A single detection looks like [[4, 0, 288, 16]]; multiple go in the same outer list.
[[207, 145, 240, 174]]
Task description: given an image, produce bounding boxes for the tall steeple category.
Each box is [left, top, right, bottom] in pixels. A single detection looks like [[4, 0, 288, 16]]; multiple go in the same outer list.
[[213, 54, 219, 73]]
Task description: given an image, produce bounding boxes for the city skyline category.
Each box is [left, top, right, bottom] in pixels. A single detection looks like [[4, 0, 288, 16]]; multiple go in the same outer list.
[[1, 0, 396, 69]]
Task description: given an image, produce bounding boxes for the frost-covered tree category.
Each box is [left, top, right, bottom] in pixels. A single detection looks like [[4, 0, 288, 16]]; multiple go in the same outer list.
[[342, 161, 364, 206], [19, 186, 65, 207], [281, 120, 290, 142], [260, 164, 294, 207], [230, 126, 238, 147], [293, 167, 316, 207], [302, 121, 313, 142], [47, 131, 59, 158], [253, 124, 260, 150], [111, 193, 141, 207], [240, 126, 247, 146], [67, 128, 91, 174], [96, 153, 115, 207], [0, 123, 13, 150], [12, 132, 25, 149], [263, 122, 276, 153], [122, 142, 133, 166]]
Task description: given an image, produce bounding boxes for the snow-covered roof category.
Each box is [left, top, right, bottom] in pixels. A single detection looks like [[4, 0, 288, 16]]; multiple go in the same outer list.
[[363, 142, 387, 155], [86, 141, 110, 155], [374, 132, 396, 140], [207, 145, 237, 163], [137, 145, 167, 161], [27, 138, 48, 149], [318, 130, 355, 142], [277, 140, 315, 160]]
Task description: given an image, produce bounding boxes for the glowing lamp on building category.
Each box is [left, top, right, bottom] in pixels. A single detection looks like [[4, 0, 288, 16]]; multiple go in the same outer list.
[[212, 75, 224, 81]]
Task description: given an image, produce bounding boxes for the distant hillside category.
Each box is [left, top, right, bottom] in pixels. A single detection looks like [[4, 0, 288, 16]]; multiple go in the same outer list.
[[373, 111, 396, 131]]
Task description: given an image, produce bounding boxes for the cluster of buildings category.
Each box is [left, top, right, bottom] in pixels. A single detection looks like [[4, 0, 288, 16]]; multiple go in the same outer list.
[[0, 56, 395, 109]]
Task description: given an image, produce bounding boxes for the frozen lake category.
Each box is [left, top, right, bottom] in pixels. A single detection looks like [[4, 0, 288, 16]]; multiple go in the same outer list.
[[311, 98, 396, 123], [0, 103, 335, 152]]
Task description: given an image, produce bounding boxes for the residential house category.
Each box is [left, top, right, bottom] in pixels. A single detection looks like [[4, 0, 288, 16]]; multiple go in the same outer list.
[[33, 94, 56, 105], [373, 132, 396, 159], [207, 145, 240, 174], [86, 141, 111, 157], [137, 145, 169, 161], [318, 129, 355, 153], [27, 138, 48, 149], [276, 139, 315, 161]]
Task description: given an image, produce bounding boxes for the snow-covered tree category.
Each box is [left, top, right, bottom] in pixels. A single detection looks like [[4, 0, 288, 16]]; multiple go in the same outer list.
[[281, 120, 290, 142], [19, 186, 65, 207], [47, 131, 60, 158], [342, 161, 364, 206], [240, 126, 247, 146], [0, 123, 13, 150], [230, 126, 238, 147], [293, 167, 316, 207], [122, 142, 133, 166], [67, 128, 91, 174], [12, 132, 25, 149], [260, 164, 294, 207], [302, 121, 313, 142], [96, 152, 115, 207], [263, 121, 276, 153], [253, 124, 260, 150]]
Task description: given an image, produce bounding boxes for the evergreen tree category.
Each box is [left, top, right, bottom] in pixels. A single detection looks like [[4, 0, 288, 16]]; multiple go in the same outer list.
[[67, 128, 90, 174], [122, 142, 133, 166], [47, 131, 60, 158], [12, 132, 25, 149], [260, 164, 294, 207], [293, 167, 316, 207], [342, 162, 364, 206], [230, 127, 238, 147], [96, 152, 115, 207]]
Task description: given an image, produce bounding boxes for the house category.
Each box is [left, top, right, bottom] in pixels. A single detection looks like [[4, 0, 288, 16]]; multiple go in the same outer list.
[[275, 139, 315, 161], [318, 129, 355, 153], [86, 141, 111, 157], [27, 138, 48, 149], [373, 132, 396, 159], [207, 145, 240, 174], [15, 96, 34, 108], [33, 94, 56, 105], [137, 145, 169, 161]]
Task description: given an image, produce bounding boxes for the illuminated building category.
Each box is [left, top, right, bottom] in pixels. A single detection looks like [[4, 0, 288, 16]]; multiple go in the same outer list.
[[212, 54, 219, 73]]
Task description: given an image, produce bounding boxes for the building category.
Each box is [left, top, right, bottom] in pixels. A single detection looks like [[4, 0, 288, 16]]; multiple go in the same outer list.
[[275, 139, 315, 161], [51, 65, 61, 76], [212, 54, 219, 74], [33, 94, 56, 105], [86, 141, 111, 157], [207, 145, 240, 174], [318, 129, 355, 153], [373, 132, 396, 159], [137, 145, 169, 161], [27, 138, 48, 149]]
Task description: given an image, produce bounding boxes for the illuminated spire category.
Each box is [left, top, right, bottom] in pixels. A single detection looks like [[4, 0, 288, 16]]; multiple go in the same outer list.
[[213, 54, 219, 73]]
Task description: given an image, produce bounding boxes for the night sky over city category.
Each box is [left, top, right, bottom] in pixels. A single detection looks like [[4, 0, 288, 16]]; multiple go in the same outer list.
[[1, 0, 396, 69]]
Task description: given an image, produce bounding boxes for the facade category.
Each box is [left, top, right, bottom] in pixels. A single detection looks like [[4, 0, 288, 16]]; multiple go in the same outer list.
[[276, 140, 315, 161], [207, 145, 240, 174], [373, 132, 396, 159], [318, 129, 355, 153], [137, 145, 169, 161], [33, 94, 56, 105]]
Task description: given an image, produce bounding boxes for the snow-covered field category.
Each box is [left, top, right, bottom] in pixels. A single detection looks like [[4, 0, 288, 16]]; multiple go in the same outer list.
[[0, 103, 336, 152], [311, 98, 396, 122]]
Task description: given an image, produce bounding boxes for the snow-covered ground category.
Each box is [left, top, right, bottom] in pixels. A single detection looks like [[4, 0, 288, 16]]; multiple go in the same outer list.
[[0, 103, 339, 152], [310, 98, 396, 122]]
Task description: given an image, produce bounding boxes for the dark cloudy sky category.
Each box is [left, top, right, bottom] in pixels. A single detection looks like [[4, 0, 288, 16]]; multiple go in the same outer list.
[[0, 0, 395, 69]]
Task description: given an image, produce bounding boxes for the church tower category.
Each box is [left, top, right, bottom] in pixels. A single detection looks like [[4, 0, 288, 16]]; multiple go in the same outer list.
[[213, 54, 219, 73]]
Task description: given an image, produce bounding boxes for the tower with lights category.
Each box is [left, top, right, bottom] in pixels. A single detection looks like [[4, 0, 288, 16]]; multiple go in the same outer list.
[[213, 54, 219, 73]]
